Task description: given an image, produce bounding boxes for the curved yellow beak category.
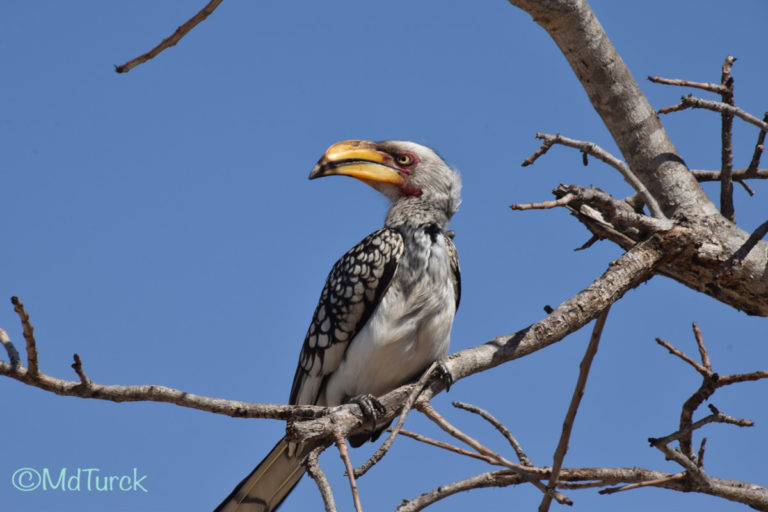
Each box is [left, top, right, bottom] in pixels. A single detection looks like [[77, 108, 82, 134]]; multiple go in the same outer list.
[[309, 140, 404, 188]]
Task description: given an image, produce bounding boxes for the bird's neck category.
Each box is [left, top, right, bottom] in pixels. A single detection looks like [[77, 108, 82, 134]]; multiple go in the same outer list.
[[384, 195, 453, 232]]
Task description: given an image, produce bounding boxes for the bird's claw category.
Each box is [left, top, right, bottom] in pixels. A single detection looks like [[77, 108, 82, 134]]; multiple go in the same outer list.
[[435, 362, 453, 392], [348, 393, 386, 434]]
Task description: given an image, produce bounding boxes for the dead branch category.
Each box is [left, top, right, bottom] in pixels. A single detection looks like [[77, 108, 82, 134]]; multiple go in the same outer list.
[[353, 362, 437, 478], [539, 306, 609, 512], [654, 325, 768, 459], [452, 401, 532, 466], [510, 193, 576, 210], [305, 447, 337, 512], [521, 133, 665, 218], [659, 94, 768, 132], [417, 402, 571, 505], [0, 318, 326, 420], [691, 168, 768, 181], [648, 75, 726, 94], [11, 296, 38, 376], [335, 435, 363, 512], [396, 428, 502, 465], [745, 113, 768, 177], [719, 56, 737, 221], [115, 0, 224, 73]]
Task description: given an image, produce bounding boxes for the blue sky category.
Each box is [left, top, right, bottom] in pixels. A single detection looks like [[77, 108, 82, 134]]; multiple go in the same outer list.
[[2, 1, 767, 511]]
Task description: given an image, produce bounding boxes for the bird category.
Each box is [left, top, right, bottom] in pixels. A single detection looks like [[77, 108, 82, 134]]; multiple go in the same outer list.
[[215, 139, 461, 512]]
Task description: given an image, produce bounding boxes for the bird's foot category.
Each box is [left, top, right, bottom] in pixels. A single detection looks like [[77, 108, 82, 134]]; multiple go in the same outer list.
[[348, 393, 386, 434], [435, 362, 453, 392]]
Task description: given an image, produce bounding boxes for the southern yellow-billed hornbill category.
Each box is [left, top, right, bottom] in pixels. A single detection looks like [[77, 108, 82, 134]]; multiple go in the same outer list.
[[216, 140, 461, 511]]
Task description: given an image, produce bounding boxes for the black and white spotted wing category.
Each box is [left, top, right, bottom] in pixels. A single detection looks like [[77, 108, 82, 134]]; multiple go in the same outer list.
[[289, 228, 404, 406]]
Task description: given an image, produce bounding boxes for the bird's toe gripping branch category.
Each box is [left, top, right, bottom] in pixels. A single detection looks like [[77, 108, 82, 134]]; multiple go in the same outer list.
[[348, 394, 387, 432], [435, 362, 454, 392]]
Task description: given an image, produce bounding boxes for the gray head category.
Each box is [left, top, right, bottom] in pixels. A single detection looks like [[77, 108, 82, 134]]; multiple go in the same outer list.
[[309, 139, 461, 228]]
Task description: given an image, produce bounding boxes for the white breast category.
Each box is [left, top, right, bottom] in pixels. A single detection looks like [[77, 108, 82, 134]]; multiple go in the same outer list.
[[320, 231, 456, 406]]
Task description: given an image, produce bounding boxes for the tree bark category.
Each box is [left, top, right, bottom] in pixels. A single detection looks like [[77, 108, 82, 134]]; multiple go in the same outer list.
[[508, 0, 768, 316]]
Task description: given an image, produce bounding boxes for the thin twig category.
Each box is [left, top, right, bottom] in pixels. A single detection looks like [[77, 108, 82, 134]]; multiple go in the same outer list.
[[452, 401, 532, 466], [745, 113, 768, 177], [648, 75, 727, 94], [719, 56, 737, 221], [0, 328, 20, 367], [539, 306, 610, 512], [11, 296, 38, 377], [659, 94, 768, 131], [522, 133, 665, 218], [692, 323, 711, 371], [698, 438, 707, 469], [511, 193, 576, 210], [522, 135, 557, 166], [691, 168, 768, 182], [305, 447, 337, 512], [335, 435, 363, 512], [395, 428, 501, 465], [71, 353, 92, 388], [417, 402, 571, 505], [600, 473, 684, 495], [115, 0, 224, 73], [655, 337, 711, 377], [354, 362, 437, 477], [649, 406, 753, 448]]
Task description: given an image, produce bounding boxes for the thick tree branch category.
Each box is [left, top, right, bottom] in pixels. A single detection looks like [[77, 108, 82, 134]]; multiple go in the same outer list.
[[506, 0, 768, 316]]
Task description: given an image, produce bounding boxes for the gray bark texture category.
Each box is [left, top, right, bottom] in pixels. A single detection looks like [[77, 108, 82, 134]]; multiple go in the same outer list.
[[508, 0, 768, 315]]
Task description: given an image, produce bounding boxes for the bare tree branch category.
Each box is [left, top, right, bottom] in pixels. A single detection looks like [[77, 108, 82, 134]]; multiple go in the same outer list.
[[659, 94, 768, 132], [353, 362, 437, 478], [11, 296, 38, 377], [417, 402, 572, 505], [335, 435, 363, 512], [539, 306, 609, 512], [648, 75, 726, 94], [522, 133, 666, 218], [745, 113, 768, 177], [115, 0, 224, 73], [305, 447, 337, 512], [452, 401, 532, 466], [719, 56, 737, 221]]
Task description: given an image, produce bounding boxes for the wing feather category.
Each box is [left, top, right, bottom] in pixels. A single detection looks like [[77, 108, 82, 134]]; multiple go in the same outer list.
[[289, 228, 404, 405]]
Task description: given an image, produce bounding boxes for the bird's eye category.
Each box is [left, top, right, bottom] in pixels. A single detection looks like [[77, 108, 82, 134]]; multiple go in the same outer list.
[[396, 153, 414, 166]]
